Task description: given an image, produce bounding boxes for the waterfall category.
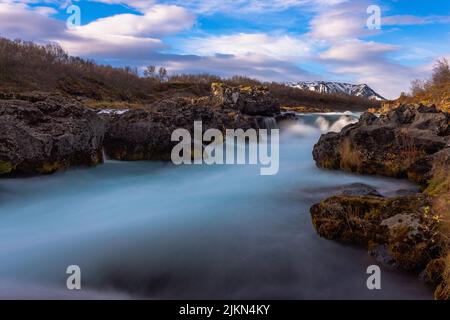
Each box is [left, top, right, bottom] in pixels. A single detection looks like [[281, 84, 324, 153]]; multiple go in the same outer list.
[[262, 117, 278, 130], [102, 147, 108, 162]]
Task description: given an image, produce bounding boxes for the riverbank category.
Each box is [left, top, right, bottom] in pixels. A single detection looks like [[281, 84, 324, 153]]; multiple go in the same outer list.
[[311, 104, 450, 299]]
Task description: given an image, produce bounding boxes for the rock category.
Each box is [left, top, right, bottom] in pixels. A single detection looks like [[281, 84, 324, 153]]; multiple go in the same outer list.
[[103, 96, 262, 161], [301, 183, 383, 199], [274, 112, 298, 128], [211, 83, 280, 116], [0, 97, 105, 175], [310, 194, 440, 271], [339, 183, 383, 197], [103, 110, 175, 161], [104, 84, 284, 161], [311, 104, 450, 298], [369, 244, 396, 267], [421, 258, 446, 285], [313, 105, 450, 178]]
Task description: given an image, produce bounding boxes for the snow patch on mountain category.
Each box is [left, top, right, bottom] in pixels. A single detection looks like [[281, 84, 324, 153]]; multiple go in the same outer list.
[[289, 81, 386, 101]]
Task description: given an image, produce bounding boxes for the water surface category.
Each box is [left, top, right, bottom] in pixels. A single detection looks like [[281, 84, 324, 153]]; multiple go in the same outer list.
[[0, 113, 432, 299]]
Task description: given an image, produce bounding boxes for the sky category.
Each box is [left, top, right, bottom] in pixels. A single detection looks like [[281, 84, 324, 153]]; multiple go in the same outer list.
[[0, 0, 449, 99]]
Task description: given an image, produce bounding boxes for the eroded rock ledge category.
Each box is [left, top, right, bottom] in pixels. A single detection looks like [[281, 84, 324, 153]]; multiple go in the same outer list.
[[0, 96, 105, 175], [103, 84, 282, 161], [311, 104, 450, 299], [0, 84, 285, 173]]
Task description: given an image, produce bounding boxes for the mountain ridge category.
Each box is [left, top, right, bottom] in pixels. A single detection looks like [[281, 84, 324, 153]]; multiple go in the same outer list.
[[289, 81, 386, 101]]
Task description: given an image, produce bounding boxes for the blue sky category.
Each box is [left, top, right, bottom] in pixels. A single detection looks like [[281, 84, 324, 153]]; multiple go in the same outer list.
[[1, 0, 449, 98]]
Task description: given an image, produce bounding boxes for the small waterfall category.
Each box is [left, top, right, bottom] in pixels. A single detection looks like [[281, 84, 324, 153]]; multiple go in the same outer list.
[[262, 117, 278, 130], [102, 147, 108, 162], [314, 115, 358, 133]]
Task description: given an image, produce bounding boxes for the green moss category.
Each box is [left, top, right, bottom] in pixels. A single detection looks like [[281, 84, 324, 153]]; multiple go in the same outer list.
[[0, 161, 13, 174], [364, 208, 382, 220], [426, 171, 450, 197], [38, 161, 63, 174]]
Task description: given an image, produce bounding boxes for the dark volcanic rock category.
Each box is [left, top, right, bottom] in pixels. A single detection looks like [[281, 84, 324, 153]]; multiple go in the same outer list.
[[104, 85, 280, 161], [310, 194, 440, 271], [211, 83, 280, 116], [0, 97, 105, 175], [310, 104, 450, 298], [313, 105, 450, 179], [301, 183, 383, 200]]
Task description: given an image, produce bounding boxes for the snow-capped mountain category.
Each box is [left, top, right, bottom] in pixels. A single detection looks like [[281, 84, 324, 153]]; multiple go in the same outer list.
[[289, 81, 386, 101]]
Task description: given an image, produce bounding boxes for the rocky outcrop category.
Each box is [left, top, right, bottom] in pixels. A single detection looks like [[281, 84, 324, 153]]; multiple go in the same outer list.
[[211, 83, 280, 116], [0, 84, 284, 172], [104, 84, 282, 161], [313, 105, 449, 179], [311, 104, 450, 299], [311, 194, 441, 271], [0, 97, 105, 175], [104, 99, 259, 161]]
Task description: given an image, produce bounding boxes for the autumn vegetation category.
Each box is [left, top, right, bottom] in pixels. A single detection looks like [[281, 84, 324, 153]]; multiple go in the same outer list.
[[0, 38, 380, 111], [385, 58, 450, 113]]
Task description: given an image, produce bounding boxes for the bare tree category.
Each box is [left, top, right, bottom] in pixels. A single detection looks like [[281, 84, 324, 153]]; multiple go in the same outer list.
[[410, 79, 425, 96], [158, 67, 168, 82], [144, 65, 156, 78], [432, 58, 450, 86]]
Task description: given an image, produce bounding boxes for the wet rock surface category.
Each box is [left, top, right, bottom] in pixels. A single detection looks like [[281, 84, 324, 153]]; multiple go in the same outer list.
[[0, 97, 105, 175]]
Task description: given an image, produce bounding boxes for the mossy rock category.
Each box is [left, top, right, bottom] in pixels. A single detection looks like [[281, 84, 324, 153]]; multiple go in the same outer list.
[[37, 161, 64, 174], [0, 161, 13, 175], [423, 258, 446, 285]]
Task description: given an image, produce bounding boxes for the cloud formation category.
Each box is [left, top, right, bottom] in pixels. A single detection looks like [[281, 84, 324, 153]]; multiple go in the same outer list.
[[0, 0, 449, 99]]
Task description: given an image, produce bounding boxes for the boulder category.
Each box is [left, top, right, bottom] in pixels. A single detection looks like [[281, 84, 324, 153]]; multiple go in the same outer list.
[[310, 194, 440, 271], [313, 105, 450, 178], [103, 84, 283, 161], [211, 83, 280, 116], [0, 97, 105, 175], [103, 97, 262, 161]]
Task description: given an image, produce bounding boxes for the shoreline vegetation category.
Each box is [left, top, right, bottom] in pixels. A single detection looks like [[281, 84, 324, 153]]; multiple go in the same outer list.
[[1, 38, 449, 299], [0, 38, 379, 113]]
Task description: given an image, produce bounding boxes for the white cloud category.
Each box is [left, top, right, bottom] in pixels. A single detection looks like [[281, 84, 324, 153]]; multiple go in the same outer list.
[[0, 1, 193, 59], [162, 53, 314, 82], [86, 0, 156, 11], [157, 0, 349, 14], [182, 33, 315, 60], [0, 2, 62, 39], [319, 39, 397, 61], [1, 0, 448, 99], [72, 4, 194, 37]]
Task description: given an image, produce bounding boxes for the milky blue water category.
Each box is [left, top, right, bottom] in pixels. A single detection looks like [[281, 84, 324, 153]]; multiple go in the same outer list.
[[0, 113, 432, 299]]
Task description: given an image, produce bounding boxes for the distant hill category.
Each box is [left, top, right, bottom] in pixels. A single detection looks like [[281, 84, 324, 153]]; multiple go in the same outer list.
[[289, 81, 386, 101]]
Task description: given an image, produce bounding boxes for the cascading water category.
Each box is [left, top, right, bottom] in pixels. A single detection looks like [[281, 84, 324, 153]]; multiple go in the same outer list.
[[262, 117, 278, 130]]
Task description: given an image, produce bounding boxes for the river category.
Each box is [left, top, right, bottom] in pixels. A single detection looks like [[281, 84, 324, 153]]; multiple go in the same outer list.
[[0, 113, 433, 299]]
